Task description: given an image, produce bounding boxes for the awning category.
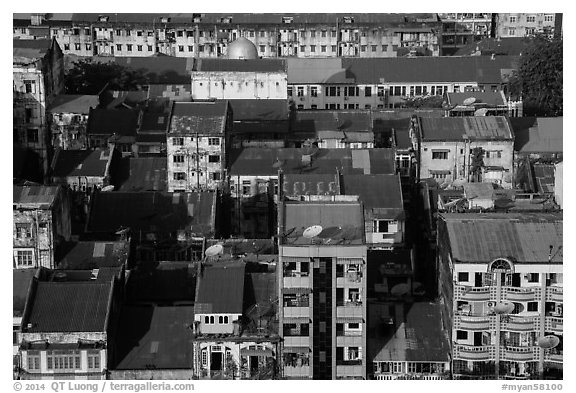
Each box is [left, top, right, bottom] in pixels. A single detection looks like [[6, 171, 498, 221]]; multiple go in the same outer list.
[[283, 317, 311, 324], [484, 166, 505, 171], [283, 287, 312, 294], [283, 346, 311, 353], [240, 348, 273, 357], [431, 149, 450, 152], [429, 170, 451, 174], [336, 317, 364, 323]]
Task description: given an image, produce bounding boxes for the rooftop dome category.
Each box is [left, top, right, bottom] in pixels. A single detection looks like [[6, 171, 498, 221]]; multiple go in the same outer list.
[[226, 37, 258, 60]]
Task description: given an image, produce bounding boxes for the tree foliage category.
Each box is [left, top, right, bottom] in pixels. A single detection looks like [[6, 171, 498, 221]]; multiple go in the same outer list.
[[509, 35, 562, 116], [470, 147, 485, 182], [401, 95, 444, 108], [64, 59, 148, 95]]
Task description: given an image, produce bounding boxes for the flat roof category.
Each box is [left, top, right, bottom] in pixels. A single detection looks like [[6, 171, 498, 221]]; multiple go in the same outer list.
[[51, 149, 110, 178], [441, 212, 563, 263], [114, 305, 195, 370], [282, 201, 364, 245], [446, 91, 506, 107], [195, 263, 245, 314], [48, 94, 99, 114], [87, 108, 139, 136], [420, 116, 514, 141], [115, 157, 167, 192], [127, 262, 197, 302], [56, 241, 130, 270]]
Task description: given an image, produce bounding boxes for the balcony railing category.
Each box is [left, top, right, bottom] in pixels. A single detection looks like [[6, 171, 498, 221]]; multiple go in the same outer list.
[[504, 287, 537, 302], [336, 359, 362, 366]]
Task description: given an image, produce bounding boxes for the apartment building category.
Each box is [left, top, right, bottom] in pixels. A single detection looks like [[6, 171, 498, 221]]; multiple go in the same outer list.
[[167, 101, 232, 192], [439, 13, 494, 56], [48, 95, 100, 150], [438, 213, 563, 380], [287, 56, 517, 110], [13, 186, 71, 270], [13, 13, 441, 59], [495, 13, 559, 39], [278, 201, 367, 379], [13, 38, 65, 176], [416, 116, 515, 188]]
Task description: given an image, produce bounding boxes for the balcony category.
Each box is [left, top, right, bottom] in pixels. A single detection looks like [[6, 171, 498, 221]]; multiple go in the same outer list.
[[336, 364, 363, 377], [501, 316, 536, 332], [502, 347, 536, 362], [336, 304, 363, 318], [283, 365, 311, 378], [283, 336, 311, 348], [460, 286, 492, 301], [504, 287, 537, 302], [283, 275, 311, 288], [336, 335, 363, 347], [458, 316, 490, 331], [336, 273, 363, 286], [283, 307, 310, 318], [545, 317, 563, 333], [454, 345, 493, 361], [544, 352, 563, 363], [546, 287, 563, 303]]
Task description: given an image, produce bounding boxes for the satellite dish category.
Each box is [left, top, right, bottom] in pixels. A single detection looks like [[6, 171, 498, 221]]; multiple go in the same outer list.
[[317, 226, 343, 239], [538, 335, 560, 349], [413, 282, 426, 296], [493, 301, 515, 314], [474, 108, 488, 116], [463, 97, 477, 106], [272, 159, 284, 168], [101, 185, 114, 192], [303, 225, 323, 238], [205, 244, 224, 257], [391, 283, 410, 296]]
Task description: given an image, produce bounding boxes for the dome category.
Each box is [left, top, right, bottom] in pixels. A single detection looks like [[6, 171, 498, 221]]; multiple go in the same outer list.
[[226, 37, 258, 59]]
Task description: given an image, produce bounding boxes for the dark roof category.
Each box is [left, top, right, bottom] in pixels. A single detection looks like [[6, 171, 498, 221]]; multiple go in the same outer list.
[[115, 157, 167, 192], [169, 101, 228, 135], [87, 108, 139, 136], [24, 282, 112, 332], [13, 186, 59, 207], [86, 191, 215, 236], [229, 148, 395, 176], [511, 117, 563, 154], [533, 164, 556, 194], [227, 99, 289, 121], [106, 91, 148, 110], [342, 56, 518, 84], [127, 262, 197, 302], [420, 116, 514, 141], [446, 91, 506, 107], [442, 212, 563, 263], [108, 57, 193, 84], [369, 302, 450, 362], [114, 305, 195, 370], [13, 38, 52, 61], [48, 95, 99, 114], [195, 263, 246, 314], [283, 174, 340, 197], [293, 110, 372, 134], [56, 241, 129, 270], [287, 58, 352, 84], [196, 59, 286, 72], [341, 174, 403, 210], [51, 149, 111, 178], [454, 37, 530, 57], [282, 201, 365, 245], [140, 113, 170, 133], [13, 269, 37, 317]]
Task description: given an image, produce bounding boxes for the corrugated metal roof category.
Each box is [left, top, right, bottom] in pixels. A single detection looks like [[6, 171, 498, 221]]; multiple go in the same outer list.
[[283, 174, 340, 197], [48, 95, 99, 114], [127, 262, 197, 302], [13, 186, 59, 207], [13, 269, 37, 317], [114, 305, 195, 370], [87, 108, 139, 136], [169, 101, 228, 135], [512, 117, 563, 154], [341, 174, 403, 210], [25, 282, 112, 333], [287, 58, 351, 84], [294, 110, 372, 133], [195, 263, 245, 314], [442, 213, 563, 263], [446, 91, 506, 106], [52, 149, 110, 178], [115, 157, 167, 192], [227, 99, 289, 121], [196, 59, 286, 72], [420, 116, 513, 141], [13, 39, 52, 61], [57, 241, 129, 270]]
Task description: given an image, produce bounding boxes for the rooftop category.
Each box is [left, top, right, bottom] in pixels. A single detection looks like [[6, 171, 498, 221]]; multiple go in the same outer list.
[[512, 117, 563, 154], [13, 269, 37, 318], [342, 174, 404, 220], [86, 191, 216, 237], [114, 305, 195, 370], [51, 149, 111, 178], [287, 58, 351, 84], [445, 91, 506, 107], [169, 101, 228, 135], [56, 241, 130, 270], [229, 148, 395, 176], [293, 110, 373, 141], [102, 56, 193, 84], [13, 185, 60, 208], [369, 302, 450, 363], [127, 262, 197, 302], [281, 201, 365, 245], [226, 99, 289, 121], [454, 37, 530, 57], [48, 94, 99, 114], [13, 38, 52, 62], [195, 58, 286, 73], [419, 116, 514, 141], [23, 281, 113, 333], [115, 157, 167, 192], [441, 212, 563, 263], [195, 263, 246, 314], [87, 108, 139, 136]]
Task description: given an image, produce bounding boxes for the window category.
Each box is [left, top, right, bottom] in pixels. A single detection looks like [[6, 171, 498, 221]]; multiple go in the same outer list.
[[64, 44, 70, 51], [218, 316, 224, 324], [322, 30, 327, 37], [149, 45, 154, 52], [86, 44, 92, 51], [116, 44, 122, 51], [87, 351, 100, 370], [331, 30, 336, 37], [74, 43, 81, 50], [173, 172, 186, 181], [326, 86, 341, 96], [242, 180, 251, 195], [527, 273, 539, 283], [199, 45, 204, 52], [208, 137, 220, 146], [458, 272, 469, 282], [126, 29, 131, 36], [311, 105, 317, 109], [208, 155, 220, 163], [85, 28, 91, 35], [377, 86, 385, 97], [415, 86, 422, 96], [382, 45, 388, 52], [201, 350, 208, 366], [173, 155, 185, 164], [287, 87, 293, 97], [374, 220, 398, 233], [526, 16, 536, 23], [259, 45, 265, 53], [297, 86, 304, 97], [509, 16, 517, 23], [224, 316, 229, 323], [27, 351, 40, 371], [27, 129, 39, 143], [371, 45, 377, 52], [331, 45, 337, 52], [432, 151, 448, 160], [310, 86, 318, 97], [204, 316, 209, 324], [300, 45, 305, 53], [47, 350, 81, 371], [211, 172, 221, 181], [310, 45, 316, 53], [508, 28, 516, 36], [127, 44, 133, 51], [15, 223, 32, 239], [24, 80, 36, 94], [545, 14, 554, 22], [527, 302, 538, 312], [172, 137, 184, 146], [361, 45, 367, 52], [321, 45, 326, 52], [456, 330, 468, 340], [138, 45, 143, 52]]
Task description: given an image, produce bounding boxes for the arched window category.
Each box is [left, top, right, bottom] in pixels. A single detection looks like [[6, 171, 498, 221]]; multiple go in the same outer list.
[[210, 316, 215, 324], [218, 316, 223, 324], [204, 316, 209, 324], [489, 258, 514, 273], [223, 316, 229, 324]]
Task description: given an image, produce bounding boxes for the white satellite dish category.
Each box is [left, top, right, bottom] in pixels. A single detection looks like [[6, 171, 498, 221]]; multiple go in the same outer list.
[[303, 225, 323, 238], [538, 335, 560, 349], [205, 244, 224, 257], [101, 185, 115, 192], [474, 108, 488, 116], [493, 301, 515, 314], [463, 97, 477, 106]]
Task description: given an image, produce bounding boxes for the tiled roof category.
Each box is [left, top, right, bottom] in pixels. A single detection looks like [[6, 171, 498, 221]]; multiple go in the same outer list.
[[86, 191, 216, 236], [195, 263, 245, 314], [512, 117, 563, 154], [229, 148, 395, 176], [419, 116, 514, 141], [282, 201, 365, 245], [48, 95, 99, 114], [56, 241, 130, 270], [169, 101, 228, 135], [196, 59, 286, 72], [87, 108, 139, 136], [13, 186, 59, 207], [115, 157, 167, 192], [114, 305, 195, 370], [51, 149, 110, 178], [442, 212, 563, 263], [24, 282, 112, 333], [13, 269, 37, 317]]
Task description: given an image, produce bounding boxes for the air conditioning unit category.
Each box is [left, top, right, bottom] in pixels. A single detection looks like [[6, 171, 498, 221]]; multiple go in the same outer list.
[[487, 301, 496, 308]]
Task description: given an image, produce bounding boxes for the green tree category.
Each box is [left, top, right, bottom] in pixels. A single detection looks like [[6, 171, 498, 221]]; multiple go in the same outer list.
[[509, 35, 562, 116], [64, 59, 148, 95], [469, 147, 485, 182]]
